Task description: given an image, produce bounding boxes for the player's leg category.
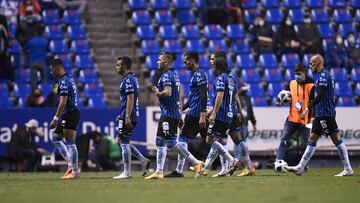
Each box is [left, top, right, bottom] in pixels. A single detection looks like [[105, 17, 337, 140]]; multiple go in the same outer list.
[[129, 144, 150, 176], [52, 122, 72, 177], [113, 122, 132, 179], [276, 121, 298, 161], [230, 131, 255, 176]]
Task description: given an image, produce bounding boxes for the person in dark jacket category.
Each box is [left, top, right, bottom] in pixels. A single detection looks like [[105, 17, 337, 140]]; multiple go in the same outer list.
[[273, 15, 300, 58], [238, 82, 257, 141]]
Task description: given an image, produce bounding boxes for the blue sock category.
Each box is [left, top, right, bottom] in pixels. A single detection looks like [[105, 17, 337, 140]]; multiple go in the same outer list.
[[219, 141, 229, 172], [121, 144, 131, 175], [298, 141, 316, 169], [130, 144, 147, 163], [204, 148, 218, 169], [172, 142, 199, 166], [335, 140, 352, 171], [67, 140, 79, 174], [156, 147, 167, 173], [175, 142, 187, 174], [239, 141, 252, 169], [211, 141, 233, 161], [52, 136, 70, 165]]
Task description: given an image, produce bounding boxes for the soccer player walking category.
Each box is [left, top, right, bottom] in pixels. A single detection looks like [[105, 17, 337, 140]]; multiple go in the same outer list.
[[286, 54, 353, 176], [49, 59, 80, 179]]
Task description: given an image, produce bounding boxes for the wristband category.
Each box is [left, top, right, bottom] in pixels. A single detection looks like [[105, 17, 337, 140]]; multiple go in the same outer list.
[[53, 116, 59, 121]]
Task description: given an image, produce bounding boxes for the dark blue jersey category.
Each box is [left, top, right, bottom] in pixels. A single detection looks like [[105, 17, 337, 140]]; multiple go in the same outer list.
[[214, 73, 236, 123], [57, 73, 79, 116], [187, 69, 208, 118], [315, 69, 336, 117], [119, 72, 140, 122], [229, 73, 240, 114], [157, 69, 181, 120]]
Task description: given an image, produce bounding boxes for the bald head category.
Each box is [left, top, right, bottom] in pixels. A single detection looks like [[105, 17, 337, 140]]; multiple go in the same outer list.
[[309, 54, 324, 73]]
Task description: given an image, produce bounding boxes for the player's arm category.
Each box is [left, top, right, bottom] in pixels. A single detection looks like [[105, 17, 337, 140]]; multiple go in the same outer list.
[[199, 84, 207, 128], [155, 86, 171, 98], [125, 93, 134, 128], [301, 86, 326, 119], [50, 95, 67, 129], [209, 91, 224, 123], [235, 92, 245, 123]]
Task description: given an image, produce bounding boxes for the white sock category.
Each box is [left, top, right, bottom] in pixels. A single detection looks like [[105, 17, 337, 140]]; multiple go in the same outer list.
[[156, 147, 167, 173], [336, 141, 352, 171], [211, 141, 234, 162], [233, 143, 240, 159], [298, 143, 316, 170], [239, 141, 253, 169], [172, 142, 199, 166], [53, 140, 70, 166], [121, 144, 132, 175], [219, 156, 229, 173], [67, 143, 79, 174], [175, 142, 187, 174], [204, 148, 218, 169], [130, 144, 147, 163]]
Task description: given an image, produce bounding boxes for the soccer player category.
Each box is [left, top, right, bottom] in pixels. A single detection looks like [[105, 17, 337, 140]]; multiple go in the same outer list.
[[285, 54, 353, 176], [275, 63, 314, 166], [113, 56, 151, 179], [145, 53, 204, 180], [164, 52, 208, 178], [49, 59, 80, 179]]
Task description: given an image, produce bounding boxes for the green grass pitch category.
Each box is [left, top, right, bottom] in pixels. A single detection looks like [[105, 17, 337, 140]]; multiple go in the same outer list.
[[0, 168, 359, 203]]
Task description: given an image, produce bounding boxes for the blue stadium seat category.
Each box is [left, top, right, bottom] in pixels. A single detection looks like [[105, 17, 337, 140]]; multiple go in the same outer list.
[[0, 83, 8, 96], [251, 96, 267, 106], [193, 0, 204, 9], [49, 40, 69, 54], [284, 69, 295, 81], [75, 55, 95, 69], [159, 25, 178, 40], [10, 54, 20, 69], [150, 0, 170, 10], [199, 54, 210, 69], [226, 24, 245, 39], [155, 10, 173, 25], [303, 53, 315, 67], [333, 9, 352, 24], [63, 10, 81, 25], [207, 70, 216, 83], [241, 69, 260, 83], [84, 83, 103, 97], [266, 9, 283, 24], [289, 9, 304, 24], [231, 39, 250, 54], [71, 39, 90, 54], [186, 40, 205, 53], [259, 54, 278, 69], [244, 8, 259, 25], [88, 97, 107, 108], [16, 68, 31, 83], [173, 0, 191, 9], [338, 96, 356, 106], [283, 0, 301, 8], [141, 40, 160, 54], [163, 40, 183, 53], [42, 9, 61, 25], [331, 68, 348, 82], [177, 10, 196, 25], [268, 82, 285, 97], [227, 55, 234, 69], [80, 69, 98, 83], [14, 83, 31, 98], [351, 68, 360, 82], [182, 83, 190, 96], [172, 57, 184, 69], [338, 23, 356, 38], [8, 40, 20, 54], [329, 0, 346, 8], [177, 69, 191, 83], [45, 25, 64, 40], [204, 25, 223, 39], [0, 97, 13, 108], [128, 0, 147, 10], [208, 40, 228, 53], [261, 0, 280, 9], [136, 25, 156, 40], [355, 83, 360, 96], [181, 25, 200, 39], [350, 0, 360, 9], [67, 25, 86, 40], [281, 53, 300, 70], [355, 10, 360, 23], [241, 0, 257, 9], [305, 0, 324, 8], [311, 9, 329, 24], [248, 83, 265, 97], [55, 54, 73, 70], [132, 10, 151, 25], [145, 54, 159, 70], [236, 54, 256, 69], [335, 82, 353, 96], [8, 23, 16, 39], [264, 68, 283, 83], [39, 84, 53, 97], [318, 24, 335, 39]]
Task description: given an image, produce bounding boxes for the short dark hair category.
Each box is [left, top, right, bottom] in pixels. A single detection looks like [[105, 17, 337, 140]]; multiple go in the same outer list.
[[214, 56, 229, 73], [184, 52, 199, 63], [162, 52, 177, 61], [50, 58, 64, 69], [294, 63, 307, 73], [118, 56, 132, 70]]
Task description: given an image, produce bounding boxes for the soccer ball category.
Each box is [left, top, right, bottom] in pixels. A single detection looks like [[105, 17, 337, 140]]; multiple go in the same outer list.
[[277, 90, 291, 103], [274, 160, 288, 173]]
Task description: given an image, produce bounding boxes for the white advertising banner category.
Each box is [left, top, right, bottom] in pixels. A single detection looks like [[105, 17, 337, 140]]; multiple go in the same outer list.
[[146, 107, 360, 151]]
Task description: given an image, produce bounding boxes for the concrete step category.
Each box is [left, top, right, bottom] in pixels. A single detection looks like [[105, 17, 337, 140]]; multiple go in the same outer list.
[[86, 25, 128, 33], [90, 40, 132, 48]]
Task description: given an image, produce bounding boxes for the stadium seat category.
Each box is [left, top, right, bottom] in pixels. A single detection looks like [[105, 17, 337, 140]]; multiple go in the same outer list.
[[207, 70, 216, 83], [173, 0, 191, 9], [244, 8, 259, 25], [0, 83, 8, 96], [241, 69, 261, 83], [145, 54, 159, 70], [241, 0, 257, 9], [248, 83, 265, 97], [132, 10, 151, 25], [289, 9, 304, 24], [338, 23, 356, 38], [281, 53, 300, 70], [283, 0, 301, 8], [355, 10, 360, 23], [163, 40, 183, 53], [226, 24, 245, 39], [334, 82, 353, 96], [259, 54, 278, 69], [231, 39, 250, 54], [10, 54, 20, 69], [67, 25, 86, 40], [84, 83, 103, 97], [136, 25, 156, 40], [15, 68, 31, 83], [261, 0, 280, 9], [75, 55, 95, 69], [199, 54, 210, 69], [318, 24, 335, 39], [0, 97, 13, 108], [227, 55, 234, 69], [45, 25, 64, 40], [236, 54, 256, 69], [333, 9, 352, 24], [88, 97, 107, 108], [49, 40, 69, 54], [8, 23, 16, 39], [204, 25, 223, 39], [350, 0, 360, 9], [311, 9, 329, 24], [128, 0, 147, 10], [55, 54, 73, 70], [8, 40, 20, 54], [284, 69, 295, 81], [155, 10, 173, 25], [193, 0, 204, 9], [264, 68, 283, 83], [186, 40, 205, 53], [351, 68, 360, 82], [177, 10, 196, 25], [71, 39, 90, 54], [252, 96, 268, 106], [355, 83, 360, 96], [208, 40, 228, 53], [329, 0, 346, 9], [268, 82, 285, 97], [181, 25, 200, 39], [331, 68, 348, 82], [38, 84, 53, 97], [177, 69, 191, 83], [141, 40, 160, 54], [159, 25, 178, 40], [80, 69, 98, 83], [303, 53, 315, 67], [14, 83, 31, 98], [305, 0, 324, 8], [266, 9, 283, 24], [182, 83, 190, 96], [338, 96, 356, 106], [172, 57, 184, 69], [150, 0, 170, 10], [63, 10, 81, 25], [42, 9, 61, 25]]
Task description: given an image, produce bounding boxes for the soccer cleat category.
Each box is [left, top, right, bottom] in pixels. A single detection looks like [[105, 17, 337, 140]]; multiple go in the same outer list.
[[144, 172, 164, 180], [193, 161, 204, 178], [236, 168, 256, 177], [164, 170, 184, 178], [141, 159, 151, 177], [113, 173, 132, 179], [284, 165, 304, 176], [61, 173, 80, 180], [334, 169, 353, 177], [228, 158, 240, 176], [189, 165, 208, 176], [211, 171, 230, 178], [61, 166, 72, 179]]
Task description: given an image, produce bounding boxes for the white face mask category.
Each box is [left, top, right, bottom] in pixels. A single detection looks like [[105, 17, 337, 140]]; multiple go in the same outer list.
[[348, 36, 355, 44], [303, 18, 311, 24], [258, 19, 264, 27], [336, 37, 343, 45], [286, 19, 292, 26]]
